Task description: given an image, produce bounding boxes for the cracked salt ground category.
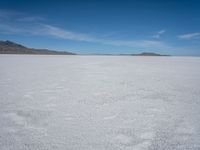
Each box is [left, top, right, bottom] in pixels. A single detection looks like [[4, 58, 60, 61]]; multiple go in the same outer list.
[[0, 55, 200, 150]]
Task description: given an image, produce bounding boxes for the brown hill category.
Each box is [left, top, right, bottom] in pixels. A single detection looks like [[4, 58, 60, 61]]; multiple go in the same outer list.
[[0, 40, 75, 55], [131, 52, 170, 56]]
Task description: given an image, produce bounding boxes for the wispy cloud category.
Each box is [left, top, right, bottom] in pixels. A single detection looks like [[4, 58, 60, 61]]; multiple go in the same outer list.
[[0, 9, 24, 21], [178, 32, 200, 40], [0, 24, 25, 34], [0, 9, 43, 23], [158, 30, 165, 34], [152, 30, 166, 39], [17, 16, 44, 22], [39, 25, 95, 42], [101, 39, 167, 49], [35, 25, 167, 49], [0, 9, 169, 50]]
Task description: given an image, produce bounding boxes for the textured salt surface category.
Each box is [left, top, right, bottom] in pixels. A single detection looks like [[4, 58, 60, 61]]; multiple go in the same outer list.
[[0, 55, 200, 150]]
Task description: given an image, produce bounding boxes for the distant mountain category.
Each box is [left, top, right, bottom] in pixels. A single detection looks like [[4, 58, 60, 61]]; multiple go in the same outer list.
[[0, 40, 170, 56], [131, 52, 170, 56], [0, 40, 75, 55], [88, 52, 170, 56]]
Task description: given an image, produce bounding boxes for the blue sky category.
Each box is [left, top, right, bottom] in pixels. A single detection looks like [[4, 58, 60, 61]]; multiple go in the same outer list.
[[0, 0, 200, 55]]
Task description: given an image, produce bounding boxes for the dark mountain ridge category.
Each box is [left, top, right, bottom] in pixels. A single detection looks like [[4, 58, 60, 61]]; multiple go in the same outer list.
[[0, 40, 76, 55], [131, 52, 170, 56]]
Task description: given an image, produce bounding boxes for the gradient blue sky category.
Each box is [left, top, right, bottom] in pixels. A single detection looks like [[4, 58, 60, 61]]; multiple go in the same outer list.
[[0, 0, 200, 55]]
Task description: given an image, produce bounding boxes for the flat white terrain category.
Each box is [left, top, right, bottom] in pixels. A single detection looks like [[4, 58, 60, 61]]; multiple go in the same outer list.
[[0, 55, 200, 150]]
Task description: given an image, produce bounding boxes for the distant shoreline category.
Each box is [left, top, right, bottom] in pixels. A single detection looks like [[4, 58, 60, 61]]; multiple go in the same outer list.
[[0, 40, 171, 56]]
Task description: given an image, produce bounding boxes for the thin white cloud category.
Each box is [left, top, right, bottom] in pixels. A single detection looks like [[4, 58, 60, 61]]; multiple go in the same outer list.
[[158, 30, 165, 34], [0, 23, 166, 49], [17, 16, 44, 22], [0, 9, 44, 23], [178, 32, 200, 40], [0, 24, 28, 34], [152, 30, 166, 39], [101, 39, 167, 49], [35, 25, 167, 49], [0, 10, 169, 50], [0, 24, 169, 48], [39, 25, 95, 42], [0, 9, 24, 21]]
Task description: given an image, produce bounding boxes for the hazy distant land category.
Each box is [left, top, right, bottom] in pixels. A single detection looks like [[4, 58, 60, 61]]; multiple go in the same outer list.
[[0, 40, 170, 56]]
